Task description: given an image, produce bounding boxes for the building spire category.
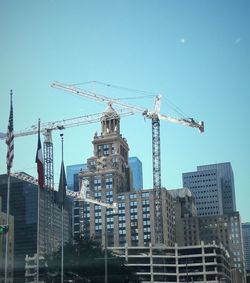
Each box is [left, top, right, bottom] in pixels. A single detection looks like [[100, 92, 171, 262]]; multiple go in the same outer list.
[[101, 103, 120, 135]]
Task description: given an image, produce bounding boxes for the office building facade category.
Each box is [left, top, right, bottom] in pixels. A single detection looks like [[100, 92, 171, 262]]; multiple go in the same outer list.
[[0, 174, 72, 282], [74, 187, 174, 247], [182, 162, 236, 217], [172, 192, 245, 281], [242, 223, 250, 277]]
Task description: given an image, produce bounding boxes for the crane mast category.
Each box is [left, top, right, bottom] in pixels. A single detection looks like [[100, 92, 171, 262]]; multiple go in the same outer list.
[[51, 81, 204, 245]]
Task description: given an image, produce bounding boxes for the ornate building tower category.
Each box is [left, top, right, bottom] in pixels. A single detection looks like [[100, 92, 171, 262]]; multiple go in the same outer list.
[[75, 104, 133, 245], [85, 103, 132, 194]]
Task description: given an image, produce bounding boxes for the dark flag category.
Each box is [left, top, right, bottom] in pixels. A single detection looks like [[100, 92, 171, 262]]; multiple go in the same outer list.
[[58, 161, 67, 207], [35, 123, 44, 189], [6, 90, 14, 171]]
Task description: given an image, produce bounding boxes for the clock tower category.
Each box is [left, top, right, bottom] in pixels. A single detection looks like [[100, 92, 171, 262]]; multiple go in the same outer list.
[[81, 102, 132, 195], [77, 104, 133, 244]]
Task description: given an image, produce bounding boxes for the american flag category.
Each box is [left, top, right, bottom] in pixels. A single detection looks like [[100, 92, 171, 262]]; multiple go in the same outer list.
[[6, 90, 14, 170]]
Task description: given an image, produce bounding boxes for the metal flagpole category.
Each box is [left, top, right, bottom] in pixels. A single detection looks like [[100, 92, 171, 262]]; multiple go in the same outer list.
[[60, 133, 64, 283], [5, 90, 14, 283], [104, 207, 108, 283], [61, 198, 64, 283], [4, 169, 11, 283], [35, 118, 44, 283], [37, 176, 40, 283], [36, 119, 41, 283]]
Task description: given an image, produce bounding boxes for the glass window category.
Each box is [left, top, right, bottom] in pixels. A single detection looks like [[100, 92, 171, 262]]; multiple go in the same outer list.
[[103, 144, 109, 156], [130, 193, 136, 199]]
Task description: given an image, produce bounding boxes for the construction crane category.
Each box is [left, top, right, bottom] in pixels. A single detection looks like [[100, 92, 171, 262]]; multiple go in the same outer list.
[[68, 177, 118, 213], [0, 109, 135, 188], [51, 81, 204, 245], [0, 109, 134, 255]]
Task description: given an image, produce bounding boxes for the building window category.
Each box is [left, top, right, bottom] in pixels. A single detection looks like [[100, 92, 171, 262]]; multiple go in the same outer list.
[[111, 144, 115, 154], [142, 192, 149, 198], [118, 194, 125, 201], [105, 174, 113, 189], [97, 145, 102, 157], [130, 201, 137, 207], [103, 144, 109, 156], [130, 193, 136, 199]]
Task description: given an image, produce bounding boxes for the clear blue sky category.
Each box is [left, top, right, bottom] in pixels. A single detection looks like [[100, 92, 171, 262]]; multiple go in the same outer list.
[[0, 0, 249, 222]]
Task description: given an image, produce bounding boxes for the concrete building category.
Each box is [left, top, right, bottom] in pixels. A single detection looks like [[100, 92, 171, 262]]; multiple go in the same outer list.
[[182, 162, 236, 217], [242, 223, 250, 281], [109, 241, 232, 283], [74, 187, 174, 247], [171, 190, 245, 282], [0, 196, 14, 283], [73, 104, 174, 247], [0, 174, 72, 282]]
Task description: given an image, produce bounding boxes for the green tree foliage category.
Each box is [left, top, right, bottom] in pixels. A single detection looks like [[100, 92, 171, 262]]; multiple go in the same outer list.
[[43, 236, 140, 283]]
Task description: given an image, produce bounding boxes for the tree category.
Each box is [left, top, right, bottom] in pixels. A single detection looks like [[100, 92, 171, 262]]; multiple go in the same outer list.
[[43, 236, 140, 283]]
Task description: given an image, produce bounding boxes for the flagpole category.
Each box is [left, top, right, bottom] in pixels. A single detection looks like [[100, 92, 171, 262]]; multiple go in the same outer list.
[[4, 168, 11, 283], [36, 119, 41, 283], [37, 177, 40, 283], [5, 90, 14, 283], [35, 118, 45, 283], [60, 133, 64, 283]]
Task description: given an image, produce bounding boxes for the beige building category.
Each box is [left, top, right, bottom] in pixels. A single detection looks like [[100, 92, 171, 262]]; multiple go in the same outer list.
[[73, 104, 175, 247], [171, 188, 246, 282]]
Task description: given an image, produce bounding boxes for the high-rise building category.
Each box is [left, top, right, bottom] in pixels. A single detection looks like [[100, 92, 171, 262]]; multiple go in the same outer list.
[[242, 223, 250, 276], [171, 189, 246, 281], [127, 156, 143, 190], [74, 187, 174, 247], [0, 174, 72, 282], [182, 162, 236, 217], [66, 163, 87, 191], [72, 104, 174, 247]]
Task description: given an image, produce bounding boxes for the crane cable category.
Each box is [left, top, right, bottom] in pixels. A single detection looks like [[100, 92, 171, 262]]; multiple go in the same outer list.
[[70, 80, 191, 119]]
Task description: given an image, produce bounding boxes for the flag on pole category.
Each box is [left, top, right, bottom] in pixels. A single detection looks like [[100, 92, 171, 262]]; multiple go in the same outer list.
[[35, 122, 44, 189], [58, 161, 67, 208], [6, 90, 14, 170]]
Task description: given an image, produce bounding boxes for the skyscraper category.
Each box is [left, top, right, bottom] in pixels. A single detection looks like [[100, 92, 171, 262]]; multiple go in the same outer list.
[[72, 104, 174, 247], [127, 156, 143, 190], [242, 223, 250, 276], [0, 174, 72, 282], [182, 162, 236, 217]]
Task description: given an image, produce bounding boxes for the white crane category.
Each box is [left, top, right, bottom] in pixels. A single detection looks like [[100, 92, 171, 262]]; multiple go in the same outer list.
[[68, 177, 118, 213], [0, 108, 133, 256], [51, 81, 204, 244], [0, 109, 135, 189]]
